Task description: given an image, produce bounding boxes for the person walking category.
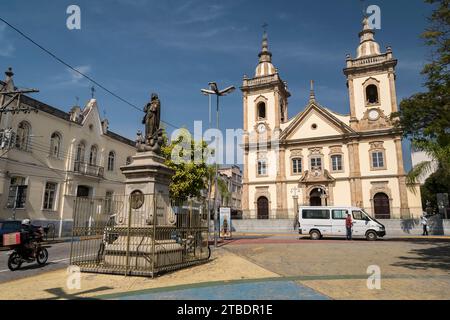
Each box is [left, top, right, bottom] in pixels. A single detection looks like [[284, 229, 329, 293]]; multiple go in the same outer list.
[[346, 213, 353, 240], [421, 214, 429, 236]]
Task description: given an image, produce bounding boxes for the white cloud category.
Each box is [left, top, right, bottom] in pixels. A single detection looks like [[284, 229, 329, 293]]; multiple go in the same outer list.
[[50, 65, 92, 87], [68, 65, 92, 84], [0, 24, 15, 57]]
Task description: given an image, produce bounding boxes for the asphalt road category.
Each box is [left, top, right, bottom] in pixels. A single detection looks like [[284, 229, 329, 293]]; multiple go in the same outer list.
[[0, 242, 72, 284]]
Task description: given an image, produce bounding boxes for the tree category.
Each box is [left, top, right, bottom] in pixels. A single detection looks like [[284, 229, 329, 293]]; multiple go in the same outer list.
[[217, 175, 231, 206], [161, 129, 209, 202], [393, 0, 450, 192]]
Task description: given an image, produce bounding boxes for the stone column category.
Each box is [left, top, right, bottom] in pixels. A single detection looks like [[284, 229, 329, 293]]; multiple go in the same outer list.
[[276, 147, 288, 218], [347, 76, 359, 130], [348, 141, 363, 207], [394, 137, 410, 219], [242, 149, 250, 219]]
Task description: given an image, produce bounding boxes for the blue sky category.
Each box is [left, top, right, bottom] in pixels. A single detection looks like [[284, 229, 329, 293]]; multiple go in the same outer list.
[[0, 0, 434, 167]]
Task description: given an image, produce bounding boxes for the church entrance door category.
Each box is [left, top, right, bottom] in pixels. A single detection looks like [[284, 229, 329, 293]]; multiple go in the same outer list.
[[257, 197, 269, 219]]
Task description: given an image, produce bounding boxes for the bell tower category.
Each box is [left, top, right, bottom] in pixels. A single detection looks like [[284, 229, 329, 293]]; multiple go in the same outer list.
[[344, 17, 398, 131], [241, 30, 291, 219], [241, 30, 290, 138]]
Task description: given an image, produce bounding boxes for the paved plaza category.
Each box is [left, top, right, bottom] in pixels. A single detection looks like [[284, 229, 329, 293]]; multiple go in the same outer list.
[[0, 235, 449, 300]]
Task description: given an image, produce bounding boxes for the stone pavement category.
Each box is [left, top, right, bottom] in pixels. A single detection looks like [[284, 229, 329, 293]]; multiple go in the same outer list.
[[0, 235, 449, 300]]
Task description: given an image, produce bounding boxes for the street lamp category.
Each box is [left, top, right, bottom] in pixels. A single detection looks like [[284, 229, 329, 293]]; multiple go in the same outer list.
[[200, 82, 235, 247]]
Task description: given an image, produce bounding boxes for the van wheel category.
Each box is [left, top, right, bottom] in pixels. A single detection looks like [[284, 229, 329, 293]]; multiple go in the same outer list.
[[310, 230, 321, 240], [366, 231, 377, 241]]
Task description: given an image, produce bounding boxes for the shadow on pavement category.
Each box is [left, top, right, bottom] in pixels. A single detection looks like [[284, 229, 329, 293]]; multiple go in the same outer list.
[[391, 240, 450, 273], [43, 286, 113, 300]]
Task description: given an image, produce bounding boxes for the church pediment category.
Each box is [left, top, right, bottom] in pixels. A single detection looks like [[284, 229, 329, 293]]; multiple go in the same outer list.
[[299, 169, 336, 185], [280, 103, 354, 141]]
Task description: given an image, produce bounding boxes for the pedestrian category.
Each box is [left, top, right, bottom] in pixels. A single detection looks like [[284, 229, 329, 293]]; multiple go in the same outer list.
[[346, 213, 353, 240], [421, 214, 429, 236]]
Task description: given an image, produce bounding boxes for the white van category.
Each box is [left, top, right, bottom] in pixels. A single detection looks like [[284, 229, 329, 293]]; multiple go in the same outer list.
[[297, 206, 386, 241]]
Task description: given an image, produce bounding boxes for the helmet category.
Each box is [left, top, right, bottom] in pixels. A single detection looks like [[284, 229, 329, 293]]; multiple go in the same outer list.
[[21, 219, 31, 226]]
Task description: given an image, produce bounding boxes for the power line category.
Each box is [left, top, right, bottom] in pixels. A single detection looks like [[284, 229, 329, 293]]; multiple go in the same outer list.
[[0, 16, 181, 130]]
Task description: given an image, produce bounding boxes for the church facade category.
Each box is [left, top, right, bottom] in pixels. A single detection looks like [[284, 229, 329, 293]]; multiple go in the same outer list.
[[241, 18, 423, 220]]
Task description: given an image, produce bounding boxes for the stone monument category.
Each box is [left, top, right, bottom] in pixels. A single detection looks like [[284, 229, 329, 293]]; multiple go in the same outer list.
[[103, 93, 182, 272]]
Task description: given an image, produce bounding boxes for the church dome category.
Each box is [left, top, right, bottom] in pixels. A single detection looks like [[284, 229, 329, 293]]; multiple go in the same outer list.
[[255, 31, 276, 77], [356, 17, 381, 58]]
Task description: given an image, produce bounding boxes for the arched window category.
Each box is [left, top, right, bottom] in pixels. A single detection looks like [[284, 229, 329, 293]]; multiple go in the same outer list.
[[257, 102, 266, 120], [89, 145, 98, 165], [366, 84, 379, 104], [107, 151, 115, 171], [16, 121, 31, 151], [50, 132, 62, 158], [75, 142, 85, 162]]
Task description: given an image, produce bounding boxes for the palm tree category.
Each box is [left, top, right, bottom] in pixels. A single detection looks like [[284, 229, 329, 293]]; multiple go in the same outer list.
[[217, 175, 231, 207], [407, 140, 450, 192]]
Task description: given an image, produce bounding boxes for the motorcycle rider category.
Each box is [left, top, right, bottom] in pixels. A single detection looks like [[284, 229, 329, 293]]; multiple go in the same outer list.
[[20, 219, 40, 258]]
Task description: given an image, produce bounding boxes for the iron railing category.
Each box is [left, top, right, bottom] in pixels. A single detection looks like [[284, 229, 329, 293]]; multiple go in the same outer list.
[[73, 161, 104, 178], [70, 194, 210, 277]]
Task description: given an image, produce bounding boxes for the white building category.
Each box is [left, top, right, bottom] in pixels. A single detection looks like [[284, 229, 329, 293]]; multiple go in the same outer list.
[[241, 18, 423, 220], [0, 68, 136, 236]]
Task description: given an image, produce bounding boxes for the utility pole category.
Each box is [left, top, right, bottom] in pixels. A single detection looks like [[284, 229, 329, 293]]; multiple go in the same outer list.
[[0, 67, 39, 156]]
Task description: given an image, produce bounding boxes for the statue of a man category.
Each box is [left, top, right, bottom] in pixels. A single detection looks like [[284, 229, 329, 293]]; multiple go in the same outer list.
[[142, 93, 161, 144]]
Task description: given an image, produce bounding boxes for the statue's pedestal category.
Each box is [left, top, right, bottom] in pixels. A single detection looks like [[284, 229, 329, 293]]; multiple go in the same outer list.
[[121, 151, 174, 197], [103, 151, 180, 272]]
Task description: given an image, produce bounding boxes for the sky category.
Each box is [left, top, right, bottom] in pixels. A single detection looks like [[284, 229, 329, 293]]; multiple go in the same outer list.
[[0, 0, 435, 168]]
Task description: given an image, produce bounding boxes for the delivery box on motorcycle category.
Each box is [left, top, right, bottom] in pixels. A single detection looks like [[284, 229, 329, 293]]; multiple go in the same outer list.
[[3, 232, 21, 246]]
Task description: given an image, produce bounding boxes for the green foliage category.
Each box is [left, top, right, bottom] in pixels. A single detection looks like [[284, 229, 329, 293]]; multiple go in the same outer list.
[[392, 0, 450, 191], [420, 168, 450, 210], [217, 176, 231, 206], [160, 129, 209, 202]]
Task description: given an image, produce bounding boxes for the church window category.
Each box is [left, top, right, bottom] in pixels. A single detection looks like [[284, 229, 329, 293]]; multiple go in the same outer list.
[[257, 102, 266, 120], [257, 159, 267, 176], [310, 157, 322, 170], [292, 158, 302, 174], [369, 141, 386, 170], [366, 84, 379, 104], [331, 155, 343, 172], [372, 152, 384, 169]]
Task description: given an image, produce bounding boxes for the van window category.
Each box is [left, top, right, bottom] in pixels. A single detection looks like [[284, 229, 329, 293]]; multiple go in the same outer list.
[[302, 209, 330, 220], [332, 210, 348, 220], [353, 210, 369, 221]]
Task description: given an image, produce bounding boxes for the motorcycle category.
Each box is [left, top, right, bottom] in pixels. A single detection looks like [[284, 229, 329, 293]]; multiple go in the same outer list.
[[7, 227, 50, 271]]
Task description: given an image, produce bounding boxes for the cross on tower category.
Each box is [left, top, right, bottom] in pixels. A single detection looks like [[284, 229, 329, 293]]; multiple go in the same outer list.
[[262, 22, 268, 33], [91, 86, 96, 99]]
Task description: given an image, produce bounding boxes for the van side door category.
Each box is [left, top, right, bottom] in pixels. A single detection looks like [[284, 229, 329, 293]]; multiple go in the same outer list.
[[332, 209, 348, 236], [352, 210, 370, 236]]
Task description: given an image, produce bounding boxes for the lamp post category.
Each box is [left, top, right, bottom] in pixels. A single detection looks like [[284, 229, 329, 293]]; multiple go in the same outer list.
[[201, 82, 235, 247]]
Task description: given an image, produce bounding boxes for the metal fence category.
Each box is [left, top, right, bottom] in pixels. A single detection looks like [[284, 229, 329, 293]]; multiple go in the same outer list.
[[69, 194, 210, 277]]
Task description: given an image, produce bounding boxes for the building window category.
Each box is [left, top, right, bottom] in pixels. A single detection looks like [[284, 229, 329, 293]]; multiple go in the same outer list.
[[89, 145, 98, 165], [257, 160, 267, 176], [310, 157, 322, 170], [7, 177, 27, 209], [292, 158, 302, 175], [43, 182, 57, 210], [257, 102, 266, 120], [105, 191, 114, 214], [16, 121, 31, 151], [366, 85, 379, 104], [50, 132, 62, 158], [76, 142, 85, 162], [107, 151, 115, 171], [372, 151, 385, 169], [331, 155, 343, 172]]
